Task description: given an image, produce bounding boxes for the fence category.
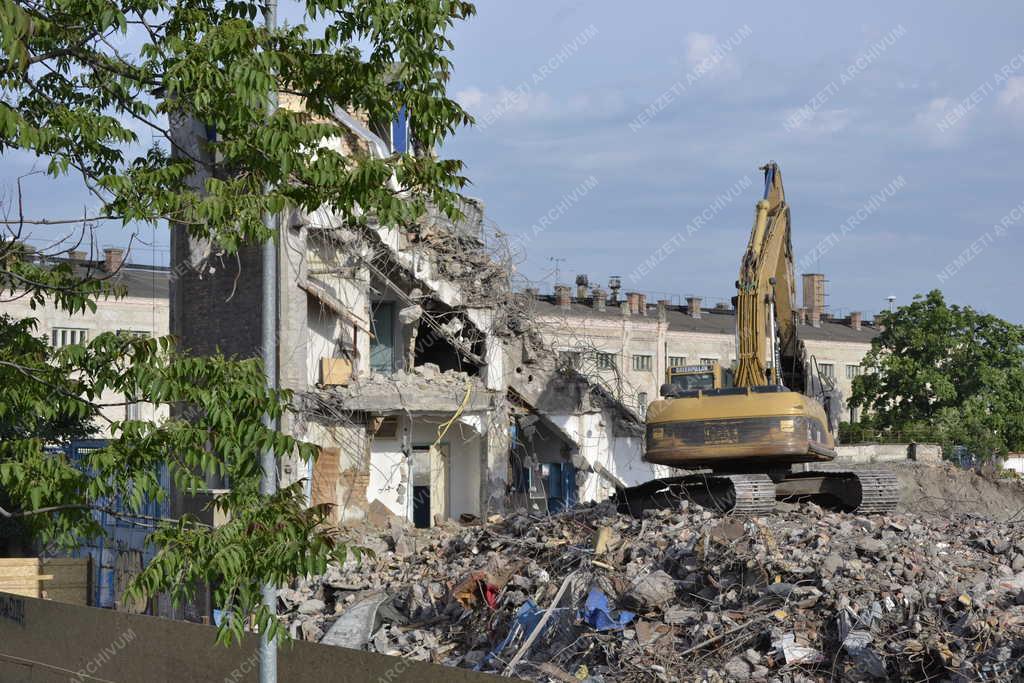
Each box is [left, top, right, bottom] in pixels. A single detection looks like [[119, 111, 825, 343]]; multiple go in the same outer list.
[[0, 591, 509, 682]]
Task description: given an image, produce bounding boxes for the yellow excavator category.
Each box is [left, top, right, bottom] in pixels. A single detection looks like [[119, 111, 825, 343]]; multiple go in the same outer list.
[[623, 163, 898, 515]]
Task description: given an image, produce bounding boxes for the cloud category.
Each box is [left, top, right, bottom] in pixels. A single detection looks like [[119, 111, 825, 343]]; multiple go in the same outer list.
[[683, 32, 741, 80], [782, 108, 853, 137], [913, 97, 967, 148], [455, 86, 553, 122], [997, 76, 1024, 118], [455, 86, 624, 127]]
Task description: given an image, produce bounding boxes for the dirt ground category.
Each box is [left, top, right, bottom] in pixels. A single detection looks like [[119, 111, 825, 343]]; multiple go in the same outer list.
[[893, 460, 1024, 521]]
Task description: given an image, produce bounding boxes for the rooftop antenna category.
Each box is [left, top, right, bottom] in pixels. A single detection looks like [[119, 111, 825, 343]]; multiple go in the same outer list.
[[548, 256, 565, 286]]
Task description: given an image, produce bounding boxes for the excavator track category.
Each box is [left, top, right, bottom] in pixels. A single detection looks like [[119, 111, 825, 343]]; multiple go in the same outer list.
[[794, 466, 901, 514], [615, 472, 777, 516], [617, 467, 900, 517], [720, 473, 776, 515]]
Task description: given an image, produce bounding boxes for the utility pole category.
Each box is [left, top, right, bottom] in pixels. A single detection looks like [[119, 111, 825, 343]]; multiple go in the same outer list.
[[260, 1, 279, 682]]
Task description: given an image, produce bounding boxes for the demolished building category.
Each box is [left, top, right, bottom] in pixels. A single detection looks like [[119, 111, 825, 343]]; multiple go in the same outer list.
[[168, 102, 658, 535]]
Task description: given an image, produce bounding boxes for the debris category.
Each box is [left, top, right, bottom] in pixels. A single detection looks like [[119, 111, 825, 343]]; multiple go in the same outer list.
[[624, 570, 675, 610], [290, 489, 1024, 680], [579, 586, 635, 632], [318, 593, 386, 650]]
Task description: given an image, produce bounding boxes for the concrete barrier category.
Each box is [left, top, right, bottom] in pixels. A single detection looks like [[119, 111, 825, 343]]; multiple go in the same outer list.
[[0, 591, 509, 682], [834, 443, 942, 465]]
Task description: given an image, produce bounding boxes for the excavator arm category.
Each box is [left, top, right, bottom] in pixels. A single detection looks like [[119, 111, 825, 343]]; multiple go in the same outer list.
[[733, 163, 801, 390]]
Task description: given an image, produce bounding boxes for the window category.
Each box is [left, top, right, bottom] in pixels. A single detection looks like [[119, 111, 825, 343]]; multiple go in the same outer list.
[[846, 364, 862, 379], [596, 352, 616, 370], [819, 363, 835, 379], [699, 357, 717, 367], [637, 392, 648, 416], [117, 329, 150, 338], [667, 356, 687, 368], [125, 401, 141, 421], [632, 354, 653, 371], [52, 328, 88, 348], [369, 302, 396, 373], [559, 351, 582, 369]]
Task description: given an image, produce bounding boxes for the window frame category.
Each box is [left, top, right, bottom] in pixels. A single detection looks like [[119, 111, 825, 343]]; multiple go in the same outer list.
[[632, 354, 653, 372], [51, 327, 88, 348]]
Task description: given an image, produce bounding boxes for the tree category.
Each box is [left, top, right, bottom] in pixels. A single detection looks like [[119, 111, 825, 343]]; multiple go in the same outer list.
[[0, 312, 97, 555], [0, 0, 475, 643], [849, 289, 1024, 460]]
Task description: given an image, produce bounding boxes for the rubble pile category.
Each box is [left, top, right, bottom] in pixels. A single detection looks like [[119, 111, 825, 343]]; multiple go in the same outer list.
[[280, 498, 1024, 681]]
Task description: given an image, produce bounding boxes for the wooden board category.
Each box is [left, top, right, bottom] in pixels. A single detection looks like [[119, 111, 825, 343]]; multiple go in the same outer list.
[[312, 447, 341, 523], [0, 559, 48, 598]]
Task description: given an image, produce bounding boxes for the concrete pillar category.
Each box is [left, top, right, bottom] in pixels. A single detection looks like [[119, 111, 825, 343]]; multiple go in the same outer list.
[[592, 288, 606, 312], [480, 402, 510, 516], [657, 299, 669, 323]]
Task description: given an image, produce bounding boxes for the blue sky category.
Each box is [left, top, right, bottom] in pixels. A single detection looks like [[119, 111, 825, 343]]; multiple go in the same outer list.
[[6, 1, 1023, 321], [442, 1, 1024, 321]]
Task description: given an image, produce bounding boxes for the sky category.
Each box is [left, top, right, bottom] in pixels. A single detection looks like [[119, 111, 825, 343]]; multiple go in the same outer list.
[[6, 1, 1024, 321], [441, 1, 1024, 321]]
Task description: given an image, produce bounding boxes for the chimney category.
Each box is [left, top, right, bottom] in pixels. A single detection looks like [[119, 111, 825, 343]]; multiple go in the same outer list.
[[802, 273, 826, 328], [592, 287, 606, 312], [68, 249, 87, 261], [657, 299, 669, 322], [686, 296, 702, 319], [608, 276, 622, 304], [637, 293, 647, 316], [849, 311, 862, 331], [103, 247, 124, 272], [575, 274, 589, 300], [626, 292, 640, 315], [874, 312, 886, 332], [797, 307, 808, 325], [554, 284, 571, 310]]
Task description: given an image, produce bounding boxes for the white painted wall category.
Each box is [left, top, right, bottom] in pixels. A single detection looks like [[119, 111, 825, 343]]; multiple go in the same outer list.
[[545, 411, 664, 504], [367, 438, 408, 518]]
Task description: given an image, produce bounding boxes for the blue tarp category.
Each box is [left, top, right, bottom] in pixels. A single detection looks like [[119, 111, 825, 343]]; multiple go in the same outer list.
[[580, 587, 635, 631]]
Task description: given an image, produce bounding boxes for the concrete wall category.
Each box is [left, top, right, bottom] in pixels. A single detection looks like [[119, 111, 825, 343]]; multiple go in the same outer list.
[[803, 339, 871, 420], [547, 411, 663, 503], [0, 591, 506, 682]]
